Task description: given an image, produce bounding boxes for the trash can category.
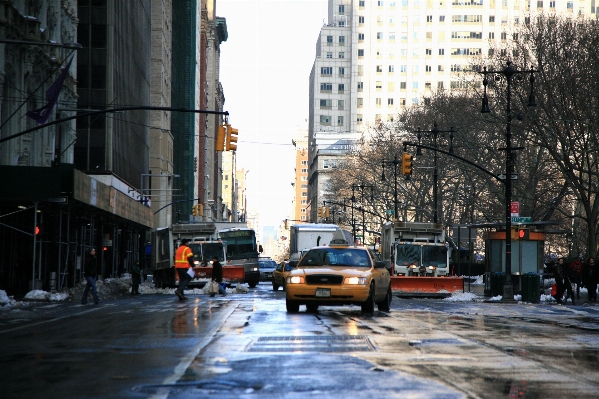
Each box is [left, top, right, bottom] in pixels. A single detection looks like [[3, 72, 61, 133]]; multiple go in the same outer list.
[[521, 273, 540, 303], [490, 272, 506, 297]]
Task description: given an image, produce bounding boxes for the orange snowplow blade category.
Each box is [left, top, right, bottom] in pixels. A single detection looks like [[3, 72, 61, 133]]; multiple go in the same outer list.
[[391, 276, 464, 298], [192, 266, 245, 283]]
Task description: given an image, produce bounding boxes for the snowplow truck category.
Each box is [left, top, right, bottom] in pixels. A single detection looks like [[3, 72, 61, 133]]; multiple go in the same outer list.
[[381, 221, 463, 297], [381, 221, 450, 276]]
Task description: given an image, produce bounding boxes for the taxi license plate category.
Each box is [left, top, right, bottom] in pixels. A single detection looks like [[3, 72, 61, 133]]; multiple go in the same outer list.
[[315, 288, 330, 298]]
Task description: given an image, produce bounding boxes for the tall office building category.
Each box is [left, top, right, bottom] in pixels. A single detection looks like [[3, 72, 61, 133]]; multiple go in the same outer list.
[[292, 128, 309, 223], [309, 0, 597, 221]]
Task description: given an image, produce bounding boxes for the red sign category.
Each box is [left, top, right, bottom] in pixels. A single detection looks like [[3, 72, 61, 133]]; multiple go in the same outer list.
[[510, 201, 519, 216]]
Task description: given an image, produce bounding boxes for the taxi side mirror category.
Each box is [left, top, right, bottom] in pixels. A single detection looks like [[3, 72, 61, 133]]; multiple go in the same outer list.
[[374, 261, 386, 269]]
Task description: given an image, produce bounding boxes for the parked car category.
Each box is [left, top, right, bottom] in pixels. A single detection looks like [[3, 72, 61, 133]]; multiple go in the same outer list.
[[258, 258, 278, 281], [272, 261, 297, 291]]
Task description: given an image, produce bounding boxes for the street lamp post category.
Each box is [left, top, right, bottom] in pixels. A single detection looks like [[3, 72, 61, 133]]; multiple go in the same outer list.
[[415, 123, 455, 224], [381, 155, 401, 220], [481, 61, 536, 303], [352, 184, 375, 245]]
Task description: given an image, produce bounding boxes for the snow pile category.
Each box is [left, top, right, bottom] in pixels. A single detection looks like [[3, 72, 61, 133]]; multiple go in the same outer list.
[[444, 292, 477, 302], [0, 290, 16, 307], [24, 290, 69, 302]]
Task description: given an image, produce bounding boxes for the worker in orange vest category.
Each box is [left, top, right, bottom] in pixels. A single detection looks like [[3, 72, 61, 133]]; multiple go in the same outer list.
[[174, 239, 194, 301]]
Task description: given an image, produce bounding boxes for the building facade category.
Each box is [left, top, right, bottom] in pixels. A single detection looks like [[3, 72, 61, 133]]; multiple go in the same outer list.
[[292, 128, 309, 223], [308, 0, 598, 221], [0, 1, 153, 295]]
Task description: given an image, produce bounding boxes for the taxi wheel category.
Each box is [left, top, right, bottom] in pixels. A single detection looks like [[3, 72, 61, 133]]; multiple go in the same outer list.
[[377, 285, 392, 312], [306, 304, 319, 312], [361, 283, 375, 314], [286, 299, 300, 313], [273, 282, 279, 291]]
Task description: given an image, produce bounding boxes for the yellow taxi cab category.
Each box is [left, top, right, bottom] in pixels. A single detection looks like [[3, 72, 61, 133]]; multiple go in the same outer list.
[[272, 260, 298, 291], [285, 230, 392, 314]]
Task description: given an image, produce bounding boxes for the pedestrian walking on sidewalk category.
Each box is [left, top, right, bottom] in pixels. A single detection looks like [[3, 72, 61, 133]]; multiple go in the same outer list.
[[210, 256, 227, 297], [569, 257, 583, 300], [553, 258, 575, 305], [174, 239, 194, 301], [584, 257, 597, 301], [81, 248, 100, 305], [131, 261, 141, 295]]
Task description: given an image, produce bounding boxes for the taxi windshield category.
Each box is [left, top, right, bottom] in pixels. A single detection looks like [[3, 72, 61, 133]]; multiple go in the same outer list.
[[298, 248, 371, 268]]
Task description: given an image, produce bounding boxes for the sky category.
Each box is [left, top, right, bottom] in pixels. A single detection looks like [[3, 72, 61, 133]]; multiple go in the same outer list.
[[217, 0, 329, 228]]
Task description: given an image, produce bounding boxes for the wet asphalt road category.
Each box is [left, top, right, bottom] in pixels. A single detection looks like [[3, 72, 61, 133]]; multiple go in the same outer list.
[[1, 283, 598, 399]]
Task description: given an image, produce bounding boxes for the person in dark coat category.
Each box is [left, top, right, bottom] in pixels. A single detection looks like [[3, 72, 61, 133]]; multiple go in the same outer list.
[[583, 257, 597, 301], [81, 248, 100, 305], [210, 256, 227, 297], [131, 261, 141, 295], [553, 257, 575, 305], [569, 257, 584, 300]]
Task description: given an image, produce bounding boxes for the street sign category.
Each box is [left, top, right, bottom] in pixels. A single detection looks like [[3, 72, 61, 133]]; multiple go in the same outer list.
[[498, 174, 519, 180], [512, 216, 531, 223], [510, 201, 519, 216], [385, 209, 394, 215]]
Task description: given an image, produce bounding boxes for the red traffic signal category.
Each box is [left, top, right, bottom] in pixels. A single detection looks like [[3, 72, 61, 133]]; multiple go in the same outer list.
[[518, 229, 529, 240], [35, 226, 40, 235]]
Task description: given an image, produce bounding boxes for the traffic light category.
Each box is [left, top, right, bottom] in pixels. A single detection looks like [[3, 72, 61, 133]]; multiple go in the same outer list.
[[216, 124, 226, 151], [35, 226, 40, 235], [191, 205, 198, 216], [317, 207, 323, 218], [518, 228, 530, 240], [402, 152, 413, 175], [197, 203, 203, 217], [226, 126, 238, 151], [325, 206, 330, 218]]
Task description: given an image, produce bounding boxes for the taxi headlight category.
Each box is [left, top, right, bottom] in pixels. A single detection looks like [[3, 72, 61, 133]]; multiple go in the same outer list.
[[252, 267, 259, 272], [287, 276, 305, 284], [344, 277, 368, 285]]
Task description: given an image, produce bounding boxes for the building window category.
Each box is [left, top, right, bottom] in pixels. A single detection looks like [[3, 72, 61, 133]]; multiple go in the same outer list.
[[320, 83, 332, 92], [339, 4, 345, 12], [389, 65, 395, 73], [359, 16, 365, 24], [358, 33, 365, 41], [359, 0, 365, 7], [301, 199, 307, 204], [338, 67, 345, 75], [358, 65, 364, 76], [357, 81, 363, 91], [338, 84, 345, 93], [426, 65, 432, 72], [327, 35, 333, 43], [426, 48, 432, 55], [338, 99, 344, 109], [301, 208, 306, 213], [376, 81, 383, 90], [302, 192, 307, 197], [339, 36, 345, 45], [389, 32, 395, 42], [323, 160, 329, 169], [439, 49, 445, 55], [376, 65, 383, 73], [400, 65, 407, 73], [357, 98, 363, 107], [400, 82, 406, 89], [377, 32, 383, 41], [388, 82, 395, 91], [326, 52, 333, 58], [302, 160, 307, 165], [440, 15, 445, 22], [438, 65, 444, 72], [320, 115, 331, 125], [339, 52, 344, 59], [489, 15, 495, 22], [321, 67, 332, 75], [358, 49, 364, 57], [319, 99, 332, 108], [376, 98, 382, 107], [338, 116, 344, 126], [357, 114, 363, 124], [301, 216, 307, 221]]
